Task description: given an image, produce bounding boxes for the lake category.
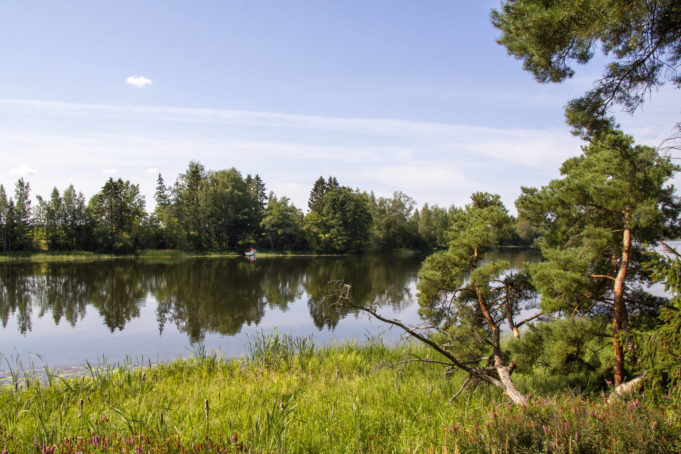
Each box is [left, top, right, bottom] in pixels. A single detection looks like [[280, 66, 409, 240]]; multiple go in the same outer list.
[[0, 250, 540, 367]]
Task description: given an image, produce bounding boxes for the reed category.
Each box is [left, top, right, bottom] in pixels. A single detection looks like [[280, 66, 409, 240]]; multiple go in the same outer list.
[[0, 340, 678, 453]]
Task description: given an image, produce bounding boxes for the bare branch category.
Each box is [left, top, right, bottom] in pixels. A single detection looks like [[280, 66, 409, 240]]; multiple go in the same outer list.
[[450, 374, 473, 402], [327, 282, 504, 389], [516, 311, 544, 328], [389, 357, 456, 369], [589, 274, 616, 281]]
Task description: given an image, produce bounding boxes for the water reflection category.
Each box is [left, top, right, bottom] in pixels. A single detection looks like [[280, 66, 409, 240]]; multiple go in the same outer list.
[[305, 256, 422, 329], [0, 250, 539, 348], [0, 255, 425, 341]]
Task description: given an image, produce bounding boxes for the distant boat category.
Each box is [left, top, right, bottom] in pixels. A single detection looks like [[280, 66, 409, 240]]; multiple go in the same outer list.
[[244, 248, 257, 258]]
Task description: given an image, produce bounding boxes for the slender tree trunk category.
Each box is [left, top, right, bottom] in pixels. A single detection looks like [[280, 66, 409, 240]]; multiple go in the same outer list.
[[612, 210, 631, 386], [506, 288, 520, 339]]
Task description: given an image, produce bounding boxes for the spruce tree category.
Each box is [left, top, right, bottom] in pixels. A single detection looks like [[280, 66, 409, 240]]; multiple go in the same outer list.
[[307, 177, 327, 213]]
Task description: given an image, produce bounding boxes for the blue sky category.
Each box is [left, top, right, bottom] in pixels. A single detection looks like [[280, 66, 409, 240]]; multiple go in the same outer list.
[[1, 1, 679, 211]]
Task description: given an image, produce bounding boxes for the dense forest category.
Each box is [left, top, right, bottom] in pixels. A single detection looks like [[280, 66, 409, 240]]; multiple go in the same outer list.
[[0, 161, 532, 255]]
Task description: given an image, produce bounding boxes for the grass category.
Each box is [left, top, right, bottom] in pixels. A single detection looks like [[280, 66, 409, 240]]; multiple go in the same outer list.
[[1, 338, 679, 453], [0, 247, 432, 263]]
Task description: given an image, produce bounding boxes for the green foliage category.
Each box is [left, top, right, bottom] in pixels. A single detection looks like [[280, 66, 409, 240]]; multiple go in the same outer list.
[[415, 203, 453, 250], [1, 343, 679, 453], [0, 186, 8, 252], [0, 164, 482, 255], [509, 318, 611, 393], [492, 0, 681, 138], [246, 330, 315, 371], [307, 176, 329, 213], [517, 129, 678, 332], [0, 179, 34, 252], [639, 243, 681, 398], [304, 183, 372, 253], [260, 195, 306, 250], [202, 168, 255, 249], [34, 185, 91, 251], [89, 178, 146, 253], [172, 161, 208, 249], [369, 191, 421, 250], [417, 193, 532, 370]]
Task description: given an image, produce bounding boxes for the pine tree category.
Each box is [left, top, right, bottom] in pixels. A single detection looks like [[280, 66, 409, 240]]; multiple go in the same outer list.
[[416, 192, 534, 405], [517, 129, 680, 385]]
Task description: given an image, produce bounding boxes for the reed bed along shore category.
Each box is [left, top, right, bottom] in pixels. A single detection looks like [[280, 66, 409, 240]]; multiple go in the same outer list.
[[1, 334, 679, 453]]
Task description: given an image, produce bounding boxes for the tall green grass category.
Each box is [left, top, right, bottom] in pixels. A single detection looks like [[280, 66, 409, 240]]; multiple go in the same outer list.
[[0, 339, 679, 453]]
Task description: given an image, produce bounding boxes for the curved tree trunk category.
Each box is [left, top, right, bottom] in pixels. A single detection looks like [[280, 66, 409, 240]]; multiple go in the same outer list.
[[496, 361, 528, 406], [476, 278, 527, 406]]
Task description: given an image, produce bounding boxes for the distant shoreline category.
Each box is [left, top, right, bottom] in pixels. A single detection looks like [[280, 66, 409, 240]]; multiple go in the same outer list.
[[0, 248, 433, 263]]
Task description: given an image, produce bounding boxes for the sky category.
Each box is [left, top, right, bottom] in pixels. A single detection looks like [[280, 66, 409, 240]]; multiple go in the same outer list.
[[1, 0, 679, 213]]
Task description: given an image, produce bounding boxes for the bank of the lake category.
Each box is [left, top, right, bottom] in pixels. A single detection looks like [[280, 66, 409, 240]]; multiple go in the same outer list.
[[0, 248, 432, 263], [1, 339, 678, 454], [0, 250, 244, 263]]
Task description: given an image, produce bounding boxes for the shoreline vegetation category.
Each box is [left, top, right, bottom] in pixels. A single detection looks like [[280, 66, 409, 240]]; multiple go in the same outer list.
[[1, 336, 678, 453], [0, 247, 435, 263], [0, 169, 535, 259]]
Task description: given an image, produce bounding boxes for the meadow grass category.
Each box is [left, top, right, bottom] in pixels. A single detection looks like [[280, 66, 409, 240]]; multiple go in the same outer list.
[[0, 337, 679, 453]]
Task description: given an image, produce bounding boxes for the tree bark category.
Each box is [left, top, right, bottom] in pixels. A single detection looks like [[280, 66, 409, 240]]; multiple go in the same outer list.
[[496, 360, 528, 406], [612, 210, 631, 386], [476, 284, 527, 406], [608, 373, 646, 404]]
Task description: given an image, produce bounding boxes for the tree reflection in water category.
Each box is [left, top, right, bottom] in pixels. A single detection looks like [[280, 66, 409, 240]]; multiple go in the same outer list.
[[0, 255, 432, 342]]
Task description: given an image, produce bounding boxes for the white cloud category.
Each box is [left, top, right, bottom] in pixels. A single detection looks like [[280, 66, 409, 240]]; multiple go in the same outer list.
[[125, 76, 152, 88], [1, 97, 678, 212], [9, 164, 38, 175], [102, 169, 118, 175]]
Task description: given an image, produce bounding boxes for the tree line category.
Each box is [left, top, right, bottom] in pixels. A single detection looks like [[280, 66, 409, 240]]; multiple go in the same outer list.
[[0, 161, 534, 255]]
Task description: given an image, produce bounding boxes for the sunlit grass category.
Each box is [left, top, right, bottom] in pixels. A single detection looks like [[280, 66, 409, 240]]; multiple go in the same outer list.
[[0, 340, 679, 453]]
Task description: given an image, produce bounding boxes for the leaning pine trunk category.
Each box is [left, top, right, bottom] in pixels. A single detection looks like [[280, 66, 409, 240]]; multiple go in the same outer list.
[[476, 277, 527, 406], [496, 360, 528, 406], [612, 211, 632, 386]]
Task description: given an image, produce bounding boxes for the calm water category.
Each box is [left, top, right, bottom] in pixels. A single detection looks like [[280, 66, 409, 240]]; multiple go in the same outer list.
[[0, 250, 539, 367]]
